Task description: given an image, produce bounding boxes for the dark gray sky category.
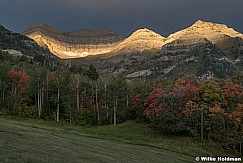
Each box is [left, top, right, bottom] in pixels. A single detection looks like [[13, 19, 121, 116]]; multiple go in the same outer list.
[[0, 0, 243, 37]]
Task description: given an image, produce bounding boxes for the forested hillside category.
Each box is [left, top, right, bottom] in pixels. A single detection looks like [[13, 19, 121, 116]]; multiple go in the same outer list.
[[1, 49, 243, 154]]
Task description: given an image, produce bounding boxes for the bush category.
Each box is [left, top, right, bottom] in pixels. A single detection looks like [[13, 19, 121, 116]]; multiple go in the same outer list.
[[153, 112, 187, 135], [12, 104, 37, 118], [64, 108, 96, 125]]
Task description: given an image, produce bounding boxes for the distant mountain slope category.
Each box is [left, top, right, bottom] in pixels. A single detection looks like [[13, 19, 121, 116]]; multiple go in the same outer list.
[[114, 28, 166, 53], [24, 20, 243, 60], [168, 20, 243, 43], [0, 25, 46, 56], [6, 20, 243, 79], [23, 23, 124, 59], [165, 20, 243, 57], [65, 20, 243, 79], [24, 24, 168, 59], [0, 25, 56, 65]]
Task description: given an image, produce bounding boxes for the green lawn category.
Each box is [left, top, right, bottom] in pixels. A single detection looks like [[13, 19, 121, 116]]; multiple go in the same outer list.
[[0, 117, 227, 162]]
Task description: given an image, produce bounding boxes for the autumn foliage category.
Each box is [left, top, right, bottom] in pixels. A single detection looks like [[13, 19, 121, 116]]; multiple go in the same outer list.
[[129, 75, 243, 152], [1, 61, 243, 154], [7, 70, 29, 95]]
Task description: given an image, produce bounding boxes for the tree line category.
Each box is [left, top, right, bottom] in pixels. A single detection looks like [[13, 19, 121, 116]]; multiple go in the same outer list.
[[130, 74, 243, 154], [0, 51, 130, 125], [1, 50, 243, 153]]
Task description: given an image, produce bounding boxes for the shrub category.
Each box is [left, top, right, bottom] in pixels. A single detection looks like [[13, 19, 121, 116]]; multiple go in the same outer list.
[[154, 112, 187, 135]]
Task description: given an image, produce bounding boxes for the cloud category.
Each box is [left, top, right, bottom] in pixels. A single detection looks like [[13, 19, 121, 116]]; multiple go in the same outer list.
[[0, 0, 242, 37]]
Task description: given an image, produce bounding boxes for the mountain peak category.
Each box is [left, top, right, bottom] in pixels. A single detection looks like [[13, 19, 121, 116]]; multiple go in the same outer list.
[[134, 28, 151, 32], [114, 28, 166, 53], [23, 23, 123, 59], [0, 25, 6, 30], [133, 28, 157, 32], [193, 20, 205, 25], [192, 20, 227, 29], [168, 20, 243, 44], [130, 28, 166, 39], [23, 23, 59, 34], [34, 23, 58, 30], [33, 22, 48, 27]]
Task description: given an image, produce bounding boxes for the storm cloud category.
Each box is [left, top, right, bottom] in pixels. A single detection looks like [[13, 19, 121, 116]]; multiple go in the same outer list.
[[0, 0, 242, 37]]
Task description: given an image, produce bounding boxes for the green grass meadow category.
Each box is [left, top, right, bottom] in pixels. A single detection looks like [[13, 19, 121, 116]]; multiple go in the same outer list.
[[0, 116, 230, 162]]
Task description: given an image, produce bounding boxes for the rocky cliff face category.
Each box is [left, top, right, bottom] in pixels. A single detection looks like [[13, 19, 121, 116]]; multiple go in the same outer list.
[[157, 20, 243, 79], [24, 24, 167, 59], [163, 20, 243, 54], [168, 20, 243, 42], [23, 20, 243, 79], [86, 20, 243, 79], [23, 23, 123, 59], [114, 28, 166, 53], [24, 20, 243, 60]]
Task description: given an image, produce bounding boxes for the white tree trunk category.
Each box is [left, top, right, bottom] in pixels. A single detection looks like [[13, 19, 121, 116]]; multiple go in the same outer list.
[[2, 89, 4, 99], [57, 88, 60, 122], [41, 82, 44, 114], [106, 104, 109, 119], [105, 82, 108, 118], [113, 97, 117, 126], [46, 72, 49, 114], [37, 82, 41, 117], [81, 91, 84, 106], [76, 74, 80, 110], [127, 94, 129, 108], [92, 86, 96, 115], [96, 83, 99, 122]]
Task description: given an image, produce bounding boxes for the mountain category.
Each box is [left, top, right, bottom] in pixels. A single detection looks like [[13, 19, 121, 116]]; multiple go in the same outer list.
[[22, 20, 243, 79], [168, 20, 243, 42], [0, 25, 43, 55], [24, 24, 167, 59], [151, 20, 243, 79], [23, 23, 123, 59], [73, 20, 243, 79], [158, 20, 243, 78], [0, 24, 57, 65], [114, 28, 166, 53], [164, 20, 243, 56]]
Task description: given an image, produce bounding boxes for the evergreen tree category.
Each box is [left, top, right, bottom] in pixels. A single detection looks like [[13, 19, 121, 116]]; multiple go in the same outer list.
[[87, 64, 99, 81]]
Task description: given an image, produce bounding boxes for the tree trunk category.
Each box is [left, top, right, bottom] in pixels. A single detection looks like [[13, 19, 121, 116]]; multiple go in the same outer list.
[[96, 83, 99, 122], [81, 91, 84, 106], [37, 82, 41, 117], [41, 82, 44, 114], [1, 81, 5, 99], [14, 85, 17, 95], [46, 72, 50, 115], [107, 104, 109, 119], [92, 86, 96, 115], [127, 94, 129, 108], [105, 82, 108, 118], [201, 108, 204, 142], [57, 88, 60, 122], [114, 97, 117, 126], [2, 89, 4, 99], [39, 84, 41, 116], [76, 74, 80, 110]]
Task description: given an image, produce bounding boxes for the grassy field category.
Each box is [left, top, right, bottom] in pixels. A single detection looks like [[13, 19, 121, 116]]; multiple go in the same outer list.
[[0, 117, 228, 162]]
